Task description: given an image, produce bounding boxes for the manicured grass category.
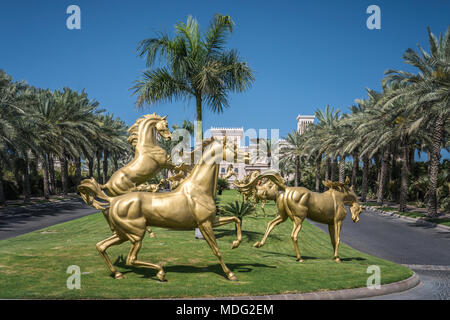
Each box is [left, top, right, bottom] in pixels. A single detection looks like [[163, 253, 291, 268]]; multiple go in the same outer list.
[[376, 206, 450, 226], [0, 190, 412, 299]]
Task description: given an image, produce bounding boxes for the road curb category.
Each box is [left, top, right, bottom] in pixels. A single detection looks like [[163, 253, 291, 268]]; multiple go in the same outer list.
[[179, 272, 420, 300], [364, 206, 450, 232]]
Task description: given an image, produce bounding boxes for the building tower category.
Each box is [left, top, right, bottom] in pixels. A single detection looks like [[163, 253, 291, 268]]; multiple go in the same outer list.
[[296, 115, 315, 134]]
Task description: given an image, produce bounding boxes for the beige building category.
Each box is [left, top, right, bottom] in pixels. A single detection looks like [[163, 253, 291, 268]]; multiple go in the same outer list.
[[209, 127, 270, 185], [209, 115, 315, 185], [297, 115, 315, 134]]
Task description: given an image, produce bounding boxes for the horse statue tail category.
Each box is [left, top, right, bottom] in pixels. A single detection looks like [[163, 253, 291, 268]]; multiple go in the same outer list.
[[237, 170, 286, 194], [78, 177, 112, 210]]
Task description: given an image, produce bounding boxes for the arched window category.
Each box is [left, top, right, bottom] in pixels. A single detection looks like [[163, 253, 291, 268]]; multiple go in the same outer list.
[[221, 168, 225, 173]]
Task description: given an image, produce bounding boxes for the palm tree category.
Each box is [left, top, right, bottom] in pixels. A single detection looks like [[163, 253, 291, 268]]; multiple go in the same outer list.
[[132, 14, 254, 146], [0, 71, 21, 205], [314, 105, 341, 183], [382, 26, 450, 216], [283, 131, 303, 186]]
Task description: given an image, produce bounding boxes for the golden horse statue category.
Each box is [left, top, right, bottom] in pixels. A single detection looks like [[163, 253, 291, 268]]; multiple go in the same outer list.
[[233, 171, 260, 202], [102, 113, 179, 196], [252, 178, 283, 217], [222, 164, 237, 179], [240, 171, 362, 263], [79, 138, 244, 281], [79, 114, 180, 206]]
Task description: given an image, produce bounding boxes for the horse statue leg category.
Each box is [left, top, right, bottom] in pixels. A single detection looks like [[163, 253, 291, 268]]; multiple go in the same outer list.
[[96, 234, 126, 279], [125, 239, 166, 281], [332, 219, 343, 263], [327, 224, 337, 261], [198, 220, 237, 281], [212, 216, 242, 249], [261, 199, 267, 217], [254, 200, 287, 248], [290, 216, 305, 262]]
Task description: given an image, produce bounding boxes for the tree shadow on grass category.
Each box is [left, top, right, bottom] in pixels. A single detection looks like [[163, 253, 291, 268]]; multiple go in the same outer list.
[[258, 250, 319, 261], [213, 228, 282, 243], [340, 257, 368, 262], [257, 250, 367, 263], [113, 255, 276, 280]]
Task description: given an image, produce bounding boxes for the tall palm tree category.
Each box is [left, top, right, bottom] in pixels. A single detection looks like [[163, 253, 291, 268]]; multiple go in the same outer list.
[[314, 105, 341, 183], [283, 131, 303, 186], [382, 26, 450, 216], [132, 14, 254, 146]]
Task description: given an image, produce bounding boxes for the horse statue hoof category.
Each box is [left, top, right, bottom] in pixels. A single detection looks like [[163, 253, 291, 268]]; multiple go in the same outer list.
[[227, 273, 238, 281], [157, 270, 166, 282], [253, 242, 262, 248], [297, 258, 305, 263], [231, 240, 241, 249], [114, 272, 124, 279], [334, 258, 341, 263]]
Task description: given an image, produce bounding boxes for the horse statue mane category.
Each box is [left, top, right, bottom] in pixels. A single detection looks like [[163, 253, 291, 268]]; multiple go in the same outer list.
[[322, 176, 351, 192], [127, 113, 167, 148]]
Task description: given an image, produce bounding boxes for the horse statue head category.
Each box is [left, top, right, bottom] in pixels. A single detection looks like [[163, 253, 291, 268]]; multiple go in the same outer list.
[[322, 177, 362, 223], [127, 113, 171, 149]]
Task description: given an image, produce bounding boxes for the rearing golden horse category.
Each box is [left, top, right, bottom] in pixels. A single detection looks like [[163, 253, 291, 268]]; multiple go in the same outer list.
[[79, 113, 185, 208], [240, 170, 362, 263], [102, 113, 173, 196], [81, 138, 244, 281]]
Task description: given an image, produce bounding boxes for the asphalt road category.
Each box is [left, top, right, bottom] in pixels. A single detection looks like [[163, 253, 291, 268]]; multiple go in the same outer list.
[[0, 198, 98, 240], [308, 210, 450, 300], [0, 199, 448, 299]]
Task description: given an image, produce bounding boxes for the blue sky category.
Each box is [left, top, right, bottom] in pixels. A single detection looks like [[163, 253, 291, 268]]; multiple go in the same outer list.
[[0, 0, 449, 158]]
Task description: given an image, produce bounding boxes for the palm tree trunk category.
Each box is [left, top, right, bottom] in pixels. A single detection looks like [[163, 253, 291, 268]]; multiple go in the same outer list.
[[408, 145, 415, 171], [361, 155, 369, 202], [0, 165, 6, 206], [195, 95, 203, 147], [324, 157, 330, 181], [338, 155, 345, 183], [399, 142, 409, 212], [294, 155, 300, 187], [315, 156, 321, 192], [48, 154, 56, 194], [96, 150, 103, 184], [113, 154, 119, 172], [427, 115, 443, 217], [330, 156, 337, 182], [75, 156, 82, 188], [23, 153, 31, 203], [351, 151, 359, 187], [13, 157, 22, 192], [377, 148, 389, 206], [59, 153, 69, 195], [103, 150, 109, 183], [87, 155, 94, 178], [41, 153, 50, 199]]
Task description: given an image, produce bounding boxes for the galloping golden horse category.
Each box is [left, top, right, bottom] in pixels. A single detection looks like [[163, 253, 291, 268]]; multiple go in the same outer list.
[[252, 178, 283, 217], [240, 171, 362, 263], [79, 138, 244, 281], [233, 171, 260, 202]]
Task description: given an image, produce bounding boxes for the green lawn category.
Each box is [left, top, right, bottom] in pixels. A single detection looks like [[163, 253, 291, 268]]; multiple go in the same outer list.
[[0, 189, 412, 299], [375, 206, 450, 227]]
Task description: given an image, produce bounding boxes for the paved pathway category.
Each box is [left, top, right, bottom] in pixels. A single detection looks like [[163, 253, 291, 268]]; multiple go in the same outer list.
[[0, 198, 98, 240], [309, 210, 450, 300]]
